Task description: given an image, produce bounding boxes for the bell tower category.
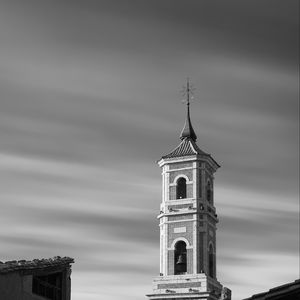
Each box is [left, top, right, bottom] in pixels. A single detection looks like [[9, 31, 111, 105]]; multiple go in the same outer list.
[[147, 80, 231, 300]]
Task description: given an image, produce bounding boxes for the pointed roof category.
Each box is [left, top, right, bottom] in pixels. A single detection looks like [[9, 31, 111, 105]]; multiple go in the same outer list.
[[161, 137, 220, 168], [160, 79, 220, 168], [180, 78, 197, 141], [162, 137, 207, 159], [180, 102, 197, 141]]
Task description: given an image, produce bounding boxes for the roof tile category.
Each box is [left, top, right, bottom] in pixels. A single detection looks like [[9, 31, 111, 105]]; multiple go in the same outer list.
[[0, 256, 74, 274], [162, 138, 208, 159]]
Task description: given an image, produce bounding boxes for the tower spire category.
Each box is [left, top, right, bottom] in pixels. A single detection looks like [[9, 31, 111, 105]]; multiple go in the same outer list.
[[180, 78, 197, 141]]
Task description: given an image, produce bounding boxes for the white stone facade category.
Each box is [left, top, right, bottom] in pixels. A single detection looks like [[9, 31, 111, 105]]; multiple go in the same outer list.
[[147, 148, 231, 300], [157, 155, 219, 278]]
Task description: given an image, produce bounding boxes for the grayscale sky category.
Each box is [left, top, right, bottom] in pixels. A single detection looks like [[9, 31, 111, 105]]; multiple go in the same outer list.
[[0, 1, 299, 299]]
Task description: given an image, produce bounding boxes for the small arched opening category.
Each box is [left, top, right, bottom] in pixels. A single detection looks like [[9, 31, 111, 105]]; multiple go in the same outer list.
[[208, 244, 214, 278], [174, 241, 187, 275], [206, 181, 211, 202], [176, 177, 187, 199]]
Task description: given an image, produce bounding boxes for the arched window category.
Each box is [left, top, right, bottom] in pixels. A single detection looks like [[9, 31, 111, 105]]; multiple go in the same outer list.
[[206, 181, 211, 202], [208, 244, 214, 278], [176, 178, 186, 199], [174, 241, 187, 275]]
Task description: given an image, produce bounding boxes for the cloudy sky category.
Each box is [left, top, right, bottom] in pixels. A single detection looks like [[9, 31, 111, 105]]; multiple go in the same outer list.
[[0, 1, 298, 299]]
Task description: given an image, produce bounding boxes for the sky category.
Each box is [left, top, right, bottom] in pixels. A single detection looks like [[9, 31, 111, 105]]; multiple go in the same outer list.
[[0, 0, 299, 299]]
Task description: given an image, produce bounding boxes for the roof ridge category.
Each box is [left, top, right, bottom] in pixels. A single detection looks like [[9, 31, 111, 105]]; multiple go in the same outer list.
[[188, 139, 198, 154]]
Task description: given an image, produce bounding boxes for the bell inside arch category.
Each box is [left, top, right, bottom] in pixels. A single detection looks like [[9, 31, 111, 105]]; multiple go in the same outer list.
[[176, 254, 186, 265], [174, 241, 187, 274]]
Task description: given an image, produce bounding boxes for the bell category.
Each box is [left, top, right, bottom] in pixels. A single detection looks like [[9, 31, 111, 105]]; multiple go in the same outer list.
[[176, 254, 186, 265]]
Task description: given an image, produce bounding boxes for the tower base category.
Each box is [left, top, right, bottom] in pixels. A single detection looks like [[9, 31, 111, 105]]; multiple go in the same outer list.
[[146, 274, 231, 300]]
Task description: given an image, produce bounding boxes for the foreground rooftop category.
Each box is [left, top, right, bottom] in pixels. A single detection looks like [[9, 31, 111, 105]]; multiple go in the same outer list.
[[0, 256, 74, 274]]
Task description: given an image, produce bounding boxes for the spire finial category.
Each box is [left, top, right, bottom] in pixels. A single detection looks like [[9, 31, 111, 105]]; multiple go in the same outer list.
[[186, 76, 190, 106], [180, 78, 197, 141]]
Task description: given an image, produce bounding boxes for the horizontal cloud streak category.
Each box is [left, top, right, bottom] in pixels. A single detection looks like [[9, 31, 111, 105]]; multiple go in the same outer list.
[[0, 1, 298, 300]]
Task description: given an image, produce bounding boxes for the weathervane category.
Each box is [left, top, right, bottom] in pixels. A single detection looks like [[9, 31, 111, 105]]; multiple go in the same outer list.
[[181, 77, 196, 106]]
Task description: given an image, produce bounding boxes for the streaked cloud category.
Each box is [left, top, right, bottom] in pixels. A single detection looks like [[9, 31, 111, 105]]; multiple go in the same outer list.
[[0, 1, 298, 300]]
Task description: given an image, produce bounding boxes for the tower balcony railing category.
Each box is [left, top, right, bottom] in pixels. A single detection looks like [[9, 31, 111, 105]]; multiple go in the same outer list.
[[158, 201, 218, 221]]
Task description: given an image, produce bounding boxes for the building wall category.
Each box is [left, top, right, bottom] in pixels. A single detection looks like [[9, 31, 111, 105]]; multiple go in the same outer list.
[[0, 273, 45, 300], [167, 221, 193, 248], [0, 273, 23, 300], [159, 156, 220, 280], [0, 268, 71, 300]]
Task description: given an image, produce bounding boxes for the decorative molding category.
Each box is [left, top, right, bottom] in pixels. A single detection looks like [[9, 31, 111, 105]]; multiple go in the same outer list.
[[170, 237, 192, 249], [174, 227, 186, 233]]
